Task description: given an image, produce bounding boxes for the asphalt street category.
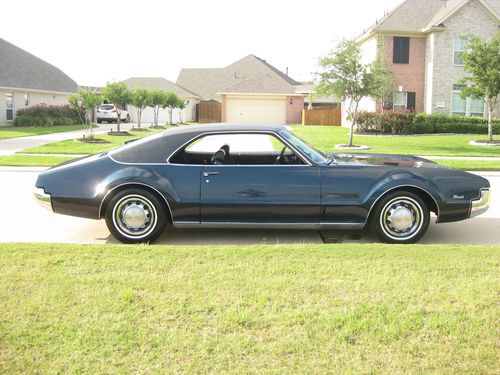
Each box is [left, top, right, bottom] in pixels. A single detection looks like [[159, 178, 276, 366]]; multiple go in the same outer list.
[[1, 169, 498, 245]]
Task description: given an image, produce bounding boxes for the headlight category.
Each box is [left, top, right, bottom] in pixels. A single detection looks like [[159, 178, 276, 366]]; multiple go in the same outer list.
[[469, 188, 490, 218]]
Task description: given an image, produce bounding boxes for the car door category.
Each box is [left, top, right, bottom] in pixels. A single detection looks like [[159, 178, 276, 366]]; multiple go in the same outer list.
[[198, 133, 321, 224]]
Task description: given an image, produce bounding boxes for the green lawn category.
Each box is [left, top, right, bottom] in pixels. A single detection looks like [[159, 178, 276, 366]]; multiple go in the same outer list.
[[0, 243, 498, 373], [0, 155, 75, 167], [0, 125, 88, 140], [21, 128, 165, 155], [430, 158, 500, 171], [291, 125, 500, 157]]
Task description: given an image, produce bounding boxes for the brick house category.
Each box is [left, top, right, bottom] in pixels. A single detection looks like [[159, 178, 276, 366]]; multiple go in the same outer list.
[[354, 0, 499, 120], [177, 55, 307, 125]]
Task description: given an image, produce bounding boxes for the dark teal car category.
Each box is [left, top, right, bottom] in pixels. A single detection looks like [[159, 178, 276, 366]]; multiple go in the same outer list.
[[34, 124, 490, 244]]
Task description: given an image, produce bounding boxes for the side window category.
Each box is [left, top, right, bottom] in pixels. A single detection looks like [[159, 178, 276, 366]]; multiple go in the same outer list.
[[170, 133, 304, 166]]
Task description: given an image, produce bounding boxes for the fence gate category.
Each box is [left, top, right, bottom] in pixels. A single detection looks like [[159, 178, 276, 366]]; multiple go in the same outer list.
[[198, 101, 222, 123], [302, 107, 341, 126]]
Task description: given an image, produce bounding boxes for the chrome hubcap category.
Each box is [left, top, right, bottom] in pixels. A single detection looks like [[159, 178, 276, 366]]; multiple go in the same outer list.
[[380, 197, 423, 240], [112, 195, 157, 238]]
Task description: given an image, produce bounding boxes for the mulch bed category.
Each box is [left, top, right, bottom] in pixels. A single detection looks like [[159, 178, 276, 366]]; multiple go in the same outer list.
[[107, 131, 132, 136], [149, 125, 166, 129], [131, 128, 150, 132], [77, 138, 109, 144], [469, 140, 500, 146]]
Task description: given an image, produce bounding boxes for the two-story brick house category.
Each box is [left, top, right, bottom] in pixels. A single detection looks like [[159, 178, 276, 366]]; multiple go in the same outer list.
[[355, 0, 499, 119]]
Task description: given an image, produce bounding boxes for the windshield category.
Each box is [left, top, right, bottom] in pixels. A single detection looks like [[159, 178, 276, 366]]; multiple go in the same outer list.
[[280, 130, 330, 164]]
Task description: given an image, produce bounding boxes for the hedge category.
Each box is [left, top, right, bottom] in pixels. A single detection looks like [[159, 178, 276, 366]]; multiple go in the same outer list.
[[14, 104, 83, 127], [355, 111, 500, 135]]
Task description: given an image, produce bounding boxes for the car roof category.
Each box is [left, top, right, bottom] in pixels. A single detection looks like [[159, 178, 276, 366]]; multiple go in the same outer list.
[[160, 123, 285, 137]]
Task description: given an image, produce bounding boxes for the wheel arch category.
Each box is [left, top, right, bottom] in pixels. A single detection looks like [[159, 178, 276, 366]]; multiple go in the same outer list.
[[98, 182, 173, 222], [367, 185, 439, 222]]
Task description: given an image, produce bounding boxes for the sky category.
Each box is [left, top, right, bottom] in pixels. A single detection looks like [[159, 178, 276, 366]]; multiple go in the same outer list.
[[0, 0, 402, 87]]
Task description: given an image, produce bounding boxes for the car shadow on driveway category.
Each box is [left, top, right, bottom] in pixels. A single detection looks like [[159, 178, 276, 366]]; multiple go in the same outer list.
[[99, 217, 500, 246]]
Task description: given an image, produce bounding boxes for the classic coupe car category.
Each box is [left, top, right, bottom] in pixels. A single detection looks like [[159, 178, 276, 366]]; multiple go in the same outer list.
[[34, 124, 490, 244]]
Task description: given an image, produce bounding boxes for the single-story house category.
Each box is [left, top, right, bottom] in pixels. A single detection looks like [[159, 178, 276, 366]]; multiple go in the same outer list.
[[0, 37, 77, 126], [122, 77, 199, 124], [177, 55, 328, 125]]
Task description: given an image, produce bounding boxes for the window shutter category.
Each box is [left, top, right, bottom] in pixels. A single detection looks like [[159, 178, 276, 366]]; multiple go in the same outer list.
[[393, 37, 410, 64], [407, 92, 416, 111]]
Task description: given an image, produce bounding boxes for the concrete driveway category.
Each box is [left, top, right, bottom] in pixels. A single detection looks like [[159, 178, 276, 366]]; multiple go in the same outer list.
[[0, 122, 139, 155], [0, 169, 498, 245]]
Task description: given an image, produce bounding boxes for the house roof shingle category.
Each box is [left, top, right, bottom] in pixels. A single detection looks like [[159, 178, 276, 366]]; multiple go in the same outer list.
[[360, 0, 499, 37], [176, 54, 301, 100], [122, 77, 199, 98], [0, 37, 77, 93]]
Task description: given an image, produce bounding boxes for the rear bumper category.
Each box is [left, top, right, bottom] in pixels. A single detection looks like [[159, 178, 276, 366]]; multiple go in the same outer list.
[[469, 188, 490, 218], [33, 187, 53, 212]]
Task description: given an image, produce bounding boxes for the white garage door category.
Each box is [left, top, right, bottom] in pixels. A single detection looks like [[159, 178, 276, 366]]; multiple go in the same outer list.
[[226, 97, 286, 124]]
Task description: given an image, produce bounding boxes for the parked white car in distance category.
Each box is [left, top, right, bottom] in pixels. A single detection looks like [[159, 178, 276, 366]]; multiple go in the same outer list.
[[97, 104, 130, 124]]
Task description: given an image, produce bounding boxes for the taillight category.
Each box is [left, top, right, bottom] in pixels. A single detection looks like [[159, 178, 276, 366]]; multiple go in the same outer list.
[[112, 108, 117, 112]]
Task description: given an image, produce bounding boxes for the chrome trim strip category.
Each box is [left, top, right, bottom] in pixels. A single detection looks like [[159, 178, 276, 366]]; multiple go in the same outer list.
[[469, 188, 490, 218], [33, 187, 53, 212], [172, 221, 365, 230], [97, 182, 173, 221], [364, 184, 440, 224]]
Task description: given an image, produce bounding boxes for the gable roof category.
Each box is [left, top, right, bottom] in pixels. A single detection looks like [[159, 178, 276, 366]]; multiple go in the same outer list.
[[122, 77, 199, 98], [0, 37, 77, 93], [359, 0, 499, 39], [176, 54, 300, 100]]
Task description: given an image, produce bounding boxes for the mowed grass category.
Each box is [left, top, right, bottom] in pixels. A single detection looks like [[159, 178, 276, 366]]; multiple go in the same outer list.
[[0, 243, 498, 373], [291, 125, 500, 157], [0, 155, 75, 167], [0, 124, 88, 140], [21, 127, 165, 155], [431, 158, 500, 171]]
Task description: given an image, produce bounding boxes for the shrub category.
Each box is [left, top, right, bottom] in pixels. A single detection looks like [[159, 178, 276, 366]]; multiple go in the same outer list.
[[356, 111, 500, 135], [14, 104, 83, 127]]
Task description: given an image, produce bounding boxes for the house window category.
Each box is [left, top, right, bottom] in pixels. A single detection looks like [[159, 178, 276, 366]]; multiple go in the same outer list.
[[24, 94, 30, 107], [393, 91, 416, 111], [393, 37, 410, 64], [453, 39, 467, 65], [5, 93, 14, 121], [451, 84, 484, 117]]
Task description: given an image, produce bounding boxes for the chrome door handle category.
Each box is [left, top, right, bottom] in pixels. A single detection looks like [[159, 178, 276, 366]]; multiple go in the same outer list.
[[203, 171, 220, 177]]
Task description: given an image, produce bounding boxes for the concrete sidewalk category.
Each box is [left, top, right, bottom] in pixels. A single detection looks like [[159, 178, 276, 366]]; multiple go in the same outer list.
[[0, 122, 138, 155]]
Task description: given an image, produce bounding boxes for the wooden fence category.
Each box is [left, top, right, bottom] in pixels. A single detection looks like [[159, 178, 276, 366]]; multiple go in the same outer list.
[[198, 101, 221, 123], [302, 107, 341, 126]]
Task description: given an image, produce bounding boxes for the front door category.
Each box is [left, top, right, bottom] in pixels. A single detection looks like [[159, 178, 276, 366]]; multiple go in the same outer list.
[[172, 131, 321, 224], [201, 164, 320, 223]]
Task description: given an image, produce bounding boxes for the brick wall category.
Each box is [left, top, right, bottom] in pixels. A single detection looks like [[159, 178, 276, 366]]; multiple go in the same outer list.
[[286, 96, 304, 124], [384, 35, 427, 113]]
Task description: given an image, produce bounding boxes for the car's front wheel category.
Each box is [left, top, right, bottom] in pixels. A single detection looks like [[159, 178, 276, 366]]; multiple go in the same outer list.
[[370, 191, 430, 244], [105, 188, 167, 244]]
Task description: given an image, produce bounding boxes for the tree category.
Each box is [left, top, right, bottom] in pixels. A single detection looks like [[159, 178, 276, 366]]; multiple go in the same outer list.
[[176, 98, 186, 124], [317, 39, 390, 147], [459, 33, 500, 142], [130, 88, 149, 130], [102, 82, 131, 133], [147, 89, 167, 127], [68, 88, 100, 138], [162, 92, 181, 125]]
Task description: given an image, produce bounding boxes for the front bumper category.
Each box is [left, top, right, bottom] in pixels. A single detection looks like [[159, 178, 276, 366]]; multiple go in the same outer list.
[[469, 188, 490, 218], [33, 187, 53, 212]]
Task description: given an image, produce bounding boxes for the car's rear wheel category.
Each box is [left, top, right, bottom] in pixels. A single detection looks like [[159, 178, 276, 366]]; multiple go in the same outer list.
[[97, 119, 102, 124], [124, 114, 131, 123], [370, 191, 430, 244], [105, 188, 167, 244]]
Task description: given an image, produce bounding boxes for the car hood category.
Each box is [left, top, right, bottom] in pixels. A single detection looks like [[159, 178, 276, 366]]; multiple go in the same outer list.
[[330, 153, 443, 169]]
